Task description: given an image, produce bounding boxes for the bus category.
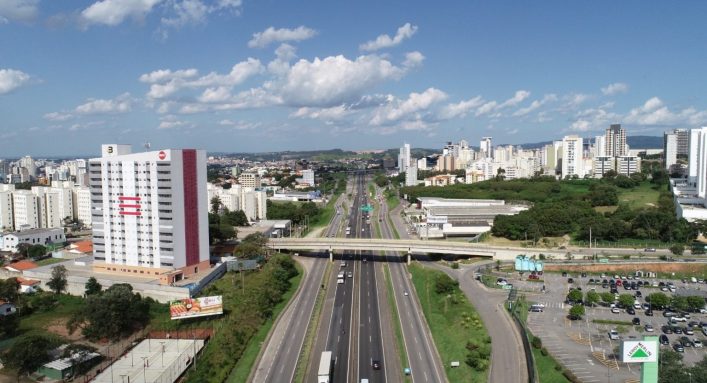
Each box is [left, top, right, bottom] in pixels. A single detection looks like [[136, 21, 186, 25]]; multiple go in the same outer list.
[[318, 351, 333, 383]]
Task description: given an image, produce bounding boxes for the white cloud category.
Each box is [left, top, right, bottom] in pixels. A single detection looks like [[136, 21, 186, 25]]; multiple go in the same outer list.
[[75, 93, 132, 114], [81, 0, 162, 26], [43, 112, 73, 121], [562, 93, 591, 110], [279, 54, 405, 107], [0, 0, 38, 23], [159, 0, 241, 31], [158, 115, 194, 129], [402, 51, 425, 68], [219, 119, 260, 130], [291, 105, 352, 121], [472, 90, 531, 117], [601, 82, 629, 96], [248, 26, 317, 48], [475, 101, 498, 117], [0, 68, 30, 94], [622, 97, 707, 126], [198, 86, 231, 103], [512, 94, 557, 117], [267, 43, 297, 75], [439, 96, 484, 119], [360, 22, 418, 52], [370, 88, 447, 126], [498, 90, 531, 109], [139, 68, 199, 83]]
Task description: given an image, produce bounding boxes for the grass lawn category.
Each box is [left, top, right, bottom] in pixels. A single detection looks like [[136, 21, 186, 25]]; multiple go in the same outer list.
[[383, 265, 410, 382], [17, 294, 85, 337], [617, 182, 661, 209], [409, 263, 490, 383], [227, 263, 303, 383], [35, 257, 70, 267], [532, 347, 571, 383]]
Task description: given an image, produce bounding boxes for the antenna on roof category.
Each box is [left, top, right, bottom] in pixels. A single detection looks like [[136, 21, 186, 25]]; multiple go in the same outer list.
[[143, 142, 151, 151]]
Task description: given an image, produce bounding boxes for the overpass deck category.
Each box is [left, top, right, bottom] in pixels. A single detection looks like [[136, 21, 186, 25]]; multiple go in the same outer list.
[[268, 237, 496, 257]]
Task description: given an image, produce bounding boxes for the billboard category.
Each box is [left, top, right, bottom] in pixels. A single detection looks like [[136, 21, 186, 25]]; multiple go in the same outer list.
[[621, 340, 658, 363], [170, 296, 223, 320]]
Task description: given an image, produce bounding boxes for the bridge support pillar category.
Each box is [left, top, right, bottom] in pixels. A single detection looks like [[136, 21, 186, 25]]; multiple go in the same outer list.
[[329, 250, 333, 262], [407, 252, 411, 265]]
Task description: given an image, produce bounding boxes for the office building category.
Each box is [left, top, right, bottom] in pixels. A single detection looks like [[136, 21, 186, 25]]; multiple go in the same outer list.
[[405, 166, 418, 186], [593, 156, 615, 178], [398, 143, 411, 172], [615, 156, 641, 176], [561, 135, 584, 179], [664, 131, 678, 170], [89, 145, 210, 282], [301, 169, 315, 186], [605, 124, 628, 157]]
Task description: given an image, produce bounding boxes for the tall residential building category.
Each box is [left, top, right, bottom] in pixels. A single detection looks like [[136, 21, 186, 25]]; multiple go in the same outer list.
[[405, 166, 418, 186], [664, 131, 678, 170], [0, 188, 13, 231], [301, 169, 315, 186], [561, 135, 584, 179], [398, 143, 411, 172], [72, 186, 92, 227], [688, 129, 702, 184], [12, 191, 40, 230], [605, 124, 628, 157], [692, 128, 707, 200], [480, 137, 492, 158], [593, 156, 615, 178], [18, 156, 36, 178], [616, 156, 641, 176], [238, 173, 261, 188], [89, 144, 209, 281], [674, 129, 689, 156], [594, 135, 606, 157]]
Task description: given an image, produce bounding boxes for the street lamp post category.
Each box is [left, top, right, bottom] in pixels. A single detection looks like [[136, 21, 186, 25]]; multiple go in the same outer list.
[[141, 357, 148, 383], [160, 341, 166, 367]]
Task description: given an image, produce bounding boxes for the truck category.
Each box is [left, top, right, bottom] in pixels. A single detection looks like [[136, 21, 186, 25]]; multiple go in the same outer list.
[[318, 351, 333, 383]]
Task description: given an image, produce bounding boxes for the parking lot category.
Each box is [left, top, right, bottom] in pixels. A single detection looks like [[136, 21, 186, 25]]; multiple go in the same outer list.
[[501, 270, 707, 382]]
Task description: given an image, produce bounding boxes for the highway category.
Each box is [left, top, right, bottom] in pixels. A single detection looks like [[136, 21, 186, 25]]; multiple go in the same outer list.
[[377, 188, 447, 383], [251, 196, 346, 383]]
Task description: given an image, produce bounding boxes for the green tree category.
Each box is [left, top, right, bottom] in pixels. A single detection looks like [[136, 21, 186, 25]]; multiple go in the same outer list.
[[46, 265, 67, 294], [671, 295, 690, 312], [647, 292, 670, 309], [210, 196, 222, 214], [669, 244, 685, 256], [27, 244, 47, 260], [434, 273, 458, 295], [618, 293, 635, 308], [84, 277, 102, 296], [3, 334, 54, 379], [67, 284, 150, 341], [686, 295, 705, 311], [567, 289, 583, 303], [223, 210, 250, 226], [465, 340, 491, 372], [0, 278, 20, 303], [585, 290, 600, 307], [600, 292, 615, 305], [569, 305, 585, 319], [235, 232, 269, 259]]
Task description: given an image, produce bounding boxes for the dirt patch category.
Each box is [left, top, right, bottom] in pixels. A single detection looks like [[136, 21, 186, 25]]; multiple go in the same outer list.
[[545, 262, 707, 275], [45, 318, 83, 341]]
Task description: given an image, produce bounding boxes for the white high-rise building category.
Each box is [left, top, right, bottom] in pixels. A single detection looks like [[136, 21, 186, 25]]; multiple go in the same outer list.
[[238, 173, 261, 188], [692, 128, 707, 200], [89, 144, 210, 281], [594, 135, 606, 157], [561, 135, 584, 179], [480, 137, 492, 158], [398, 143, 411, 172], [72, 186, 92, 227], [664, 131, 678, 170], [606, 124, 628, 157], [405, 166, 418, 186], [616, 156, 641, 176], [12, 191, 40, 230], [0, 187, 13, 231], [301, 169, 315, 186], [416, 157, 428, 171], [688, 129, 702, 184]]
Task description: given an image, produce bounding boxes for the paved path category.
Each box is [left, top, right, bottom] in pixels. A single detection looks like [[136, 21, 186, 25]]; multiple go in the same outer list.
[[424, 262, 528, 383]]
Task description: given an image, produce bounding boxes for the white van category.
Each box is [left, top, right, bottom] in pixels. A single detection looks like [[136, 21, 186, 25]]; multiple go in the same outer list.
[[337, 278, 344, 284]]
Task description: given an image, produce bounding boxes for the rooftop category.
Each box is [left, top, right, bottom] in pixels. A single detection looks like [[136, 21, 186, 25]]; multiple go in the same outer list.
[[4, 260, 38, 271]]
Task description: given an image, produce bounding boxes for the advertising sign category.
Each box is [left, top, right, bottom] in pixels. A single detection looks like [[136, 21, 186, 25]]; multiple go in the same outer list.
[[170, 296, 223, 320], [621, 340, 658, 363], [426, 216, 448, 224]]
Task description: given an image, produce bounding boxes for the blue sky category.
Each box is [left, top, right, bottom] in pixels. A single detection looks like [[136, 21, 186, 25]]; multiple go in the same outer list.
[[1, 0, 707, 157]]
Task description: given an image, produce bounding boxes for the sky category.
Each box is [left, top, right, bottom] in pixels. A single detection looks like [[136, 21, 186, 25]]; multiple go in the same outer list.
[[2, 0, 707, 157]]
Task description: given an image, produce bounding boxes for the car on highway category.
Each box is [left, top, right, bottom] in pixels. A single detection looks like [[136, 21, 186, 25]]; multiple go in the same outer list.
[[529, 305, 543, 313], [404, 291, 409, 296], [645, 248, 657, 252], [371, 360, 381, 370], [348, 272, 353, 278], [337, 278, 344, 284]]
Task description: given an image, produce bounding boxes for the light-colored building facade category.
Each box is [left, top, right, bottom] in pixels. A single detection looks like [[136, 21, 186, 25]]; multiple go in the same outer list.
[[561, 135, 584, 179], [1, 228, 65, 252], [405, 166, 418, 186], [12, 191, 40, 230], [238, 173, 261, 188], [606, 124, 628, 157], [615, 156, 641, 176], [664, 131, 678, 170], [89, 145, 210, 282], [480, 137, 492, 158]]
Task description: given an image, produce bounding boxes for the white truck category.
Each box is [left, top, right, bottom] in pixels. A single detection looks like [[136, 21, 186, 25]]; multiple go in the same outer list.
[[318, 351, 333, 383]]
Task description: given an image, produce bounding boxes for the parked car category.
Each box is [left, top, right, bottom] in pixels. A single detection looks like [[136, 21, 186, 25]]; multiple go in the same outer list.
[[627, 307, 636, 315], [662, 326, 673, 334], [645, 248, 657, 252], [611, 307, 621, 314], [674, 343, 685, 352], [645, 324, 654, 332], [645, 309, 654, 316], [685, 327, 694, 335], [663, 311, 676, 318], [608, 329, 620, 340], [680, 336, 693, 347], [694, 339, 703, 348], [632, 317, 641, 325], [674, 327, 683, 334], [660, 334, 669, 345]]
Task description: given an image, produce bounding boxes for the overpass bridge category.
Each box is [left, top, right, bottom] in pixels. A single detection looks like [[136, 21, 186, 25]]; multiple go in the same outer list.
[[268, 237, 496, 263]]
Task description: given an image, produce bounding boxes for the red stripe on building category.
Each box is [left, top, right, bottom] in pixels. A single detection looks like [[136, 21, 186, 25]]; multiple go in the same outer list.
[[119, 196, 141, 201], [118, 204, 141, 208], [182, 149, 200, 267], [119, 211, 141, 216]]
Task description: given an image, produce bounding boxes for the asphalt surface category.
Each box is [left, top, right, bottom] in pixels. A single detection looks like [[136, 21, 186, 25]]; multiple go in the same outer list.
[[426, 262, 528, 383], [251, 256, 326, 383], [378, 190, 447, 383]]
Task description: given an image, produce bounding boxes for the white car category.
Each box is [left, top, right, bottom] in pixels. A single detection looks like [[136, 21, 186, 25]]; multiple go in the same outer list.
[[609, 330, 620, 340], [645, 324, 654, 332], [673, 316, 688, 322], [694, 339, 704, 348], [404, 291, 409, 296], [337, 278, 344, 284], [611, 307, 621, 314]]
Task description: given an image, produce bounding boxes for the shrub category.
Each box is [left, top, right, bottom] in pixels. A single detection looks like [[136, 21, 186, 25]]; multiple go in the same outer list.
[[531, 336, 542, 349], [540, 347, 549, 356], [450, 262, 459, 269]]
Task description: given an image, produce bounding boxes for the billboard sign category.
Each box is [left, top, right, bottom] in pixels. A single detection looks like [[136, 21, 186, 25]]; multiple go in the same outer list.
[[170, 296, 223, 320], [426, 216, 448, 224], [621, 340, 658, 363]]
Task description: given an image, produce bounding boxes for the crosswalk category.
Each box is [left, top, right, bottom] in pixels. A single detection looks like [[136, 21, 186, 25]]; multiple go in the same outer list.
[[531, 301, 566, 309]]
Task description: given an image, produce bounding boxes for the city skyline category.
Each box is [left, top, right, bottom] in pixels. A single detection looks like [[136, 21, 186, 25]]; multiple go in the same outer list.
[[2, 1, 707, 156]]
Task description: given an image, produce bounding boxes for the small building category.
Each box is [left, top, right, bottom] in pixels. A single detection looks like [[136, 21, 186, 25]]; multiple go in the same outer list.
[[17, 277, 41, 293], [4, 260, 38, 273], [0, 300, 17, 316], [37, 352, 101, 380], [0, 228, 65, 252]]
